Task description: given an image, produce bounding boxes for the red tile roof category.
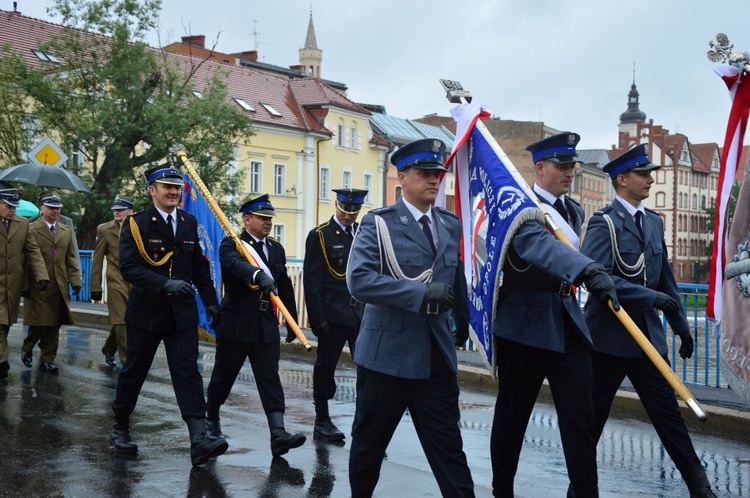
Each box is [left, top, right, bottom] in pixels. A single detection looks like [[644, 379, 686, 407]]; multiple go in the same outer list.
[[0, 10, 367, 136], [690, 143, 719, 173]]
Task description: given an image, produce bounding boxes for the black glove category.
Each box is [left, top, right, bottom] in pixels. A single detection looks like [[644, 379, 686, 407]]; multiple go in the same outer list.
[[421, 282, 456, 313], [205, 304, 221, 330], [654, 292, 680, 320], [162, 279, 195, 297], [36, 280, 50, 291], [579, 263, 620, 311], [311, 322, 330, 339], [90, 291, 103, 302], [72, 286, 82, 298], [678, 333, 694, 359], [21, 289, 30, 299], [454, 326, 469, 347], [285, 325, 296, 343], [254, 271, 275, 295]]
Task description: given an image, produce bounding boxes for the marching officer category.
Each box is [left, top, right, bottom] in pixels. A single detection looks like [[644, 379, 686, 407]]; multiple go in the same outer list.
[[109, 163, 226, 466], [304, 187, 368, 442], [91, 195, 133, 367], [0, 189, 48, 379], [347, 139, 475, 497], [206, 194, 306, 457], [580, 144, 716, 498], [22, 192, 81, 373], [490, 133, 620, 497]]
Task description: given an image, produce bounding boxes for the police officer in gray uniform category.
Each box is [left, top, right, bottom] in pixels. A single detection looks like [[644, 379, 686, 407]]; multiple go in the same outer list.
[[347, 138, 474, 498], [304, 188, 368, 442], [581, 144, 716, 498], [491, 134, 620, 498]]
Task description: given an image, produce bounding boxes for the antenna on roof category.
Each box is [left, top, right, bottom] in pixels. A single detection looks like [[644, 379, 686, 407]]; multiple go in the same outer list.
[[250, 20, 266, 52]]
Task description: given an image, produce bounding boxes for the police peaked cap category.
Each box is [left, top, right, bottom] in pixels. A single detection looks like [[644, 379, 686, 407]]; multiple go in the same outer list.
[[240, 193, 276, 217], [144, 163, 184, 185], [391, 138, 448, 172], [603, 144, 660, 178], [333, 188, 368, 214], [526, 132, 582, 164]]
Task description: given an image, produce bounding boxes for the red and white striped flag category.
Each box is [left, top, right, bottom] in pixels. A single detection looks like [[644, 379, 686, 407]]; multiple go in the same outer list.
[[708, 65, 750, 320]]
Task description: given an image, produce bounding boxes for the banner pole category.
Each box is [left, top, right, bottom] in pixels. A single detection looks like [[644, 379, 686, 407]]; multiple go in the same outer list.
[[439, 80, 706, 421], [171, 146, 312, 351]]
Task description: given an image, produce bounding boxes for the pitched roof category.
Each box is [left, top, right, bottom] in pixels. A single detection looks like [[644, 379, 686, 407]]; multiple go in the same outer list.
[[690, 143, 718, 173], [0, 9, 366, 136]]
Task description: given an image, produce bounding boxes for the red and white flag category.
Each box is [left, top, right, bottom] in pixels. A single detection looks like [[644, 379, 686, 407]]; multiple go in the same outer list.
[[708, 65, 750, 320]]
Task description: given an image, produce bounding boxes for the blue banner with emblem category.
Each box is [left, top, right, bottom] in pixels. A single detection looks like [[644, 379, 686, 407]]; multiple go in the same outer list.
[[181, 174, 223, 340], [443, 103, 544, 371]]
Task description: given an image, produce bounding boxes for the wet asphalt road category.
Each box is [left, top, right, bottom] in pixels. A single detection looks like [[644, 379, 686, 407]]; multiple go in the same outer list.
[[0, 324, 748, 497]]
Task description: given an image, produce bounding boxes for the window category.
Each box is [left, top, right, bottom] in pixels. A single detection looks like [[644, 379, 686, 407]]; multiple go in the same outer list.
[[320, 166, 330, 199], [350, 127, 358, 149], [233, 97, 255, 112], [32, 49, 59, 63], [273, 164, 285, 195], [655, 192, 665, 208], [273, 224, 285, 246], [364, 173, 372, 203], [260, 102, 282, 117], [656, 170, 665, 184], [192, 90, 203, 99], [701, 195, 706, 209], [249, 160, 262, 193], [691, 194, 697, 210], [395, 185, 403, 201], [337, 122, 345, 147], [342, 170, 352, 189]]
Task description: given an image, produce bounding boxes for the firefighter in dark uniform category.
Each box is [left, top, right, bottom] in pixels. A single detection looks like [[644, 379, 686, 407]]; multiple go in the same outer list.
[[304, 188, 368, 441], [206, 194, 306, 457], [109, 163, 227, 467]]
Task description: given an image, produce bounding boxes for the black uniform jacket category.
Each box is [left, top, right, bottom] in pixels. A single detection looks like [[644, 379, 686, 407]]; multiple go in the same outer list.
[[216, 231, 298, 344], [119, 205, 218, 331]]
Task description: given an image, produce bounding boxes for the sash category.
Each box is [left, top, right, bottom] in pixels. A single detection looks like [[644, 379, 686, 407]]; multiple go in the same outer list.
[[241, 240, 273, 279], [539, 204, 579, 250]]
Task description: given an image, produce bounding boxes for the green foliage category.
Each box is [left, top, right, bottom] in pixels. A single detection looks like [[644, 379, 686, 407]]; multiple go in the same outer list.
[[0, 0, 254, 247]]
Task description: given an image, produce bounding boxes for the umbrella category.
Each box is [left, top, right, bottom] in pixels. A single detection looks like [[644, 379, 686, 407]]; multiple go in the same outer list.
[[0, 163, 91, 193], [16, 199, 39, 218]]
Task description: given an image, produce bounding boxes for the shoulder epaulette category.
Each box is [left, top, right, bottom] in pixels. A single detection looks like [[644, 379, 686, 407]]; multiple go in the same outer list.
[[434, 206, 459, 219], [313, 220, 332, 232], [371, 205, 395, 215], [592, 206, 613, 216], [268, 235, 279, 244], [566, 196, 582, 207], [177, 208, 195, 221], [644, 207, 658, 215]]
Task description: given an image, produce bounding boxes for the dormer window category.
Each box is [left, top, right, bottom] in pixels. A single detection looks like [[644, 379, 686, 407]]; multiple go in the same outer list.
[[233, 98, 255, 112], [33, 50, 59, 63], [261, 103, 282, 117]]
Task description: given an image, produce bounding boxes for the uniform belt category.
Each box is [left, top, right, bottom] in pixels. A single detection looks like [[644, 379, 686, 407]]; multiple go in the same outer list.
[[322, 292, 360, 306], [504, 280, 573, 296], [223, 293, 270, 311]]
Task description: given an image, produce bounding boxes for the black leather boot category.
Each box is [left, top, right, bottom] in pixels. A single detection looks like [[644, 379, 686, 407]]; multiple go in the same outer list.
[[206, 417, 224, 440], [683, 465, 717, 498], [313, 398, 345, 441], [187, 417, 228, 466], [567, 483, 599, 498], [109, 424, 138, 454], [268, 412, 306, 457]]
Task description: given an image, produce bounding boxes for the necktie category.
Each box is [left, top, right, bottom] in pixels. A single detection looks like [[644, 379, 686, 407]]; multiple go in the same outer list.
[[166, 214, 174, 236], [2, 219, 8, 230], [256, 240, 269, 265], [50, 224, 56, 237], [344, 225, 353, 237], [419, 215, 437, 255], [553, 198, 569, 224], [635, 211, 644, 240]]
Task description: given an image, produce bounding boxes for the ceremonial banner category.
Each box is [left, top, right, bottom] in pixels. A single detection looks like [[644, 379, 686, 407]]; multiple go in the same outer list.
[[182, 174, 223, 341], [708, 65, 750, 320], [441, 103, 544, 369]]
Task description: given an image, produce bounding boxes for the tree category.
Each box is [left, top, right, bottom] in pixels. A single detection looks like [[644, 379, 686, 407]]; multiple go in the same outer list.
[[0, 0, 254, 247]]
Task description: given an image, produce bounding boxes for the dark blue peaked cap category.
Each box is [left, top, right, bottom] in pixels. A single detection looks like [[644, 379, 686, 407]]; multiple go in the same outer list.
[[240, 193, 276, 217], [391, 138, 448, 172], [144, 163, 184, 185], [603, 144, 660, 178], [333, 188, 368, 213], [526, 132, 581, 164]]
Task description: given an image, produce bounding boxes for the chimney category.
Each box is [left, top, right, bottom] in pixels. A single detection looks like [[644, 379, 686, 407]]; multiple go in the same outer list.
[[181, 35, 206, 49], [289, 64, 305, 73], [240, 51, 258, 62]]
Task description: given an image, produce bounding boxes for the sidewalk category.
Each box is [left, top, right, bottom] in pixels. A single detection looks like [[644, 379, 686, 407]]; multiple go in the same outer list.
[[67, 300, 750, 442]]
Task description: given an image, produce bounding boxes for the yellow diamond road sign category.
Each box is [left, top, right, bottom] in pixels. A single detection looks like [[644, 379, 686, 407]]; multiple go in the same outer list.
[[28, 137, 68, 168]]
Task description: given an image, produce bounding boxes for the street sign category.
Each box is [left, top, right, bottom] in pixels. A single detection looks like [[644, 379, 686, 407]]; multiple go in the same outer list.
[[27, 137, 68, 167]]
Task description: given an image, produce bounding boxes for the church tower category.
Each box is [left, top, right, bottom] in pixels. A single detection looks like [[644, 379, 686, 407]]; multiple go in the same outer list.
[[299, 10, 322, 78], [618, 67, 647, 137]]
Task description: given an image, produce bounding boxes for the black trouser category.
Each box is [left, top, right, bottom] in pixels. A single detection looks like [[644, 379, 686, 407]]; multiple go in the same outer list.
[[313, 322, 357, 400], [591, 351, 702, 477], [207, 335, 285, 416], [349, 340, 475, 498], [112, 324, 206, 421], [490, 337, 598, 493]]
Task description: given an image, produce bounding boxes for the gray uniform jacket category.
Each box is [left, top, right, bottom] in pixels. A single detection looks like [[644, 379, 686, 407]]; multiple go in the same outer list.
[[581, 199, 689, 358], [346, 199, 469, 380]]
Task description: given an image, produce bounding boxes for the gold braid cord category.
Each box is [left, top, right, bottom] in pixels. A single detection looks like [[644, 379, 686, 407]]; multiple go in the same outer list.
[[129, 216, 173, 267], [317, 226, 346, 279]]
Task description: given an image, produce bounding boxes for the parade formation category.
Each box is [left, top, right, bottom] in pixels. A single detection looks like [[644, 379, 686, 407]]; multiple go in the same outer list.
[[2, 2, 750, 498]]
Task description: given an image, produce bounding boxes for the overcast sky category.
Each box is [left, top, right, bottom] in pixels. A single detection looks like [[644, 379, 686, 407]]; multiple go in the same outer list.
[[9, 0, 749, 151]]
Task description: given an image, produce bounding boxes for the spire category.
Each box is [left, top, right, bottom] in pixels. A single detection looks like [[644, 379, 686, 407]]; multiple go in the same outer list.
[[619, 65, 647, 124], [304, 10, 318, 50]]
